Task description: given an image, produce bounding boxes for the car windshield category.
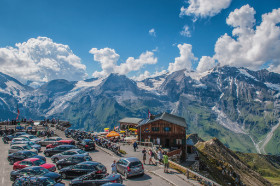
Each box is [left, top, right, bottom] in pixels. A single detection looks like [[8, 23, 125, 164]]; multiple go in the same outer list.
[[78, 150, 86, 154], [95, 164, 104, 170], [43, 178, 56, 185], [26, 151, 37, 157], [28, 142, 35, 145], [37, 168, 49, 175], [29, 136, 36, 139], [23, 146, 32, 150], [33, 159, 45, 166], [129, 161, 142, 168]]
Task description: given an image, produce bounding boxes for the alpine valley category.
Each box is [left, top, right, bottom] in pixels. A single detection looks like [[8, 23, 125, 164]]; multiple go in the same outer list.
[[1, 66, 280, 155]]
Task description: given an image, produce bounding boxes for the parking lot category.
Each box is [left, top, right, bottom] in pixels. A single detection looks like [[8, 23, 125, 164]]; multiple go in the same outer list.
[[0, 128, 172, 186]]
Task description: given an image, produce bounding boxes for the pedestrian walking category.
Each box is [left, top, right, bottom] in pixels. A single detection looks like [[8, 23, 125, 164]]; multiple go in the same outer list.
[[142, 148, 147, 164], [111, 160, 117, 174], [148, 149, 155, 165], [158, 148, 163, 164], [133, 141, 138, 152], [163, 152, 169, 173]]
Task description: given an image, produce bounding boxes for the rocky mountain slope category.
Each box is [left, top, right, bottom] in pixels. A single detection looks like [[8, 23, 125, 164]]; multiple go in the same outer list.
[[1, 66, 280, 154], [195, 138, 272, 186]]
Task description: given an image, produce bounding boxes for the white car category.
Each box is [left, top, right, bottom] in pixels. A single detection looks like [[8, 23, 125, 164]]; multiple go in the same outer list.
[[18, 135, 42, 143], [8, 144, 38, 154], [11, 138, 30, 144]]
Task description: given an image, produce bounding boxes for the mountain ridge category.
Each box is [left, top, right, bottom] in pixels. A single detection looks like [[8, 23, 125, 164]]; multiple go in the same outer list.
[[1, 66, 280, 154]]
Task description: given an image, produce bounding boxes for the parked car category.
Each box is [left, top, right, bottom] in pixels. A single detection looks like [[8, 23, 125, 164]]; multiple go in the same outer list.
[[46, 140, 75, 149], [10, 166, 61, 182], [116, 157, 144, 179], [70, 174, 123, 186], [10, 141, 41, 151], [13, 158, 56, 172], [18, 135, 42, 143], [9, 144, 38, 154], [13, 176, 65, 186], [44, 145, 78, 157], [59, 161, 107, 179], [56, 154, 92, 170], [11, 138, 30, 144], [8, 151, 46, 164], [51, 149, 89, 163], [6, 132, 28, 141], [39, 137, 63, 146], [77, 139, 96, 151]]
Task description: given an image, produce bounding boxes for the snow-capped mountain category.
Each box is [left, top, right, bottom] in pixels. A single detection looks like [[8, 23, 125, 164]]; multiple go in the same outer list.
[[2, 66, 280, 155]]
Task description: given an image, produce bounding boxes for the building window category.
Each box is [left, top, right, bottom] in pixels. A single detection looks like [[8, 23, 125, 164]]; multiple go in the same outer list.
[[152, 127, 159, 131], [164, 127, 171, 132], [176, 139, 182, 145]]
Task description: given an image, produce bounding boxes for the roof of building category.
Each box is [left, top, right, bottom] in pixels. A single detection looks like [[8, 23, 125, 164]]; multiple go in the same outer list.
[[118, 117, 142, 124], [138, 112, 187, 128]]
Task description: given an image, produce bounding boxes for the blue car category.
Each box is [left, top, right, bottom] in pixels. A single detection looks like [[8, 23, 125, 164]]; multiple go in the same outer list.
[[6, 132, 28, 141], [10, 166, 61, 182], [13, 176, 65, 186]]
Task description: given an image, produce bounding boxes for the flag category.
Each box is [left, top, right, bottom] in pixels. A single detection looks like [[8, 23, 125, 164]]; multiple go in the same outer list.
[[148, 109, 151, 119], [16, 105, 20, 120]]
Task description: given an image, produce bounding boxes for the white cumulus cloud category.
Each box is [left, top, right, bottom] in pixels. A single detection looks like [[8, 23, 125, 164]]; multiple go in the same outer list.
[[213, 5, 280, 72], [168, 43, 197, 73], [196, 56, 216, 72], [180, 0, 232, 20], [90, 48, 158, 78], [149, 28, 156, 37], [0, 37, 87, 86], [180, 25, 191, 37]]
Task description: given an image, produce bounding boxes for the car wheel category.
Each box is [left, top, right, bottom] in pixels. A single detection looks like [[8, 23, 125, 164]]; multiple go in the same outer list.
[[61, 172, 67, 179], [54, 158, 59, 163], [10, 159, 14, 164], [124, 172, 128, 179], [140, 173, 144, 177], [58, 165, 62, 170], [45, 152, 50, 157]]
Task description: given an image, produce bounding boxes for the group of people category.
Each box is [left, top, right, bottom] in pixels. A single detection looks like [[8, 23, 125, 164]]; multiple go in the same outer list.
[[141, 147, 169, 173]]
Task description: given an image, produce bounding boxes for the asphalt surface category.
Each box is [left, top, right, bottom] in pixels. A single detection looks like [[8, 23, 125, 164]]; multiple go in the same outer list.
[[0, 129, 172, 186]]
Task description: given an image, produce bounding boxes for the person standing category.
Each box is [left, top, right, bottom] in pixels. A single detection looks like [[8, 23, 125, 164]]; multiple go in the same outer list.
[[133, 141, 138, 152], [158, 149, 163, 164], [111, 160, 117, 174], [163, 152, 169, 173], [142, 148, 147, 164]]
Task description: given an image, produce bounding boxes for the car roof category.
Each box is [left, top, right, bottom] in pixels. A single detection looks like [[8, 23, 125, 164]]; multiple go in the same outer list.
[[65, 149, 81, 152], [22, 158, 40, 162], [56, 144, 75, 147], [23, 166, 44, 170], [11, 144, 29, 147], [121, 157, 140, 162], [78, 161, 99, 165]]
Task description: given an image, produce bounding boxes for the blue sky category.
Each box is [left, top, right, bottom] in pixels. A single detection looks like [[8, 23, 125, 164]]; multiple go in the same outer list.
[[0, 0, 279, 84]]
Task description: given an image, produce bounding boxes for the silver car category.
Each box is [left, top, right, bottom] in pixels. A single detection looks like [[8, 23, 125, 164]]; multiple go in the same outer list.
[[18, 135, 42, 143], [51, 149, 89, 163], [8, 144, 38, 154], [11, 138, 30, 144], [116, 157, 144, 179], [39, 137, 63, 146]]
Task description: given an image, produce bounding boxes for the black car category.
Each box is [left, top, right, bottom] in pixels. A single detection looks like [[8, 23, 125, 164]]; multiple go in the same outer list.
[[59, 161, 107, 179], [44, 145, 78, 157], [8, 150, 46, 164], [70, 173, 123, 186], [77, 139, 96, 151], [13, 176, 65, 186], [10, 166, 61, 182], [56, 154, 92, 170]]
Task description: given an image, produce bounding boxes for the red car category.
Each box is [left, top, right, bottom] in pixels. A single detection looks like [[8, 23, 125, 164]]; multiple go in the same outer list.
[[13, 158, 56, 171], [46, 139, 75, 149]]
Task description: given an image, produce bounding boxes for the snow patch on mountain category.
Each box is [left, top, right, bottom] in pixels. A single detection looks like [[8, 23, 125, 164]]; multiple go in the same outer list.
[[265, 82, 280, 92], [212, 106, 247, 134], [239, 69, 258, 81], [74, 78, 104, 89]]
